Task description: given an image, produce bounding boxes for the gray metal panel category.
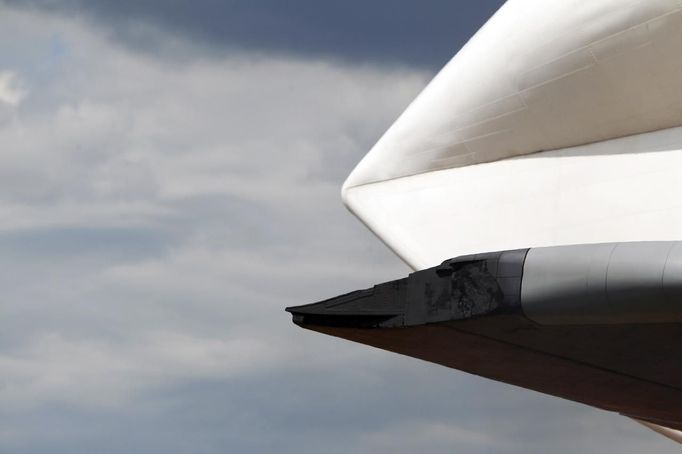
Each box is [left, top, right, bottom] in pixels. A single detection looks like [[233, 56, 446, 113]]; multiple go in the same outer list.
[[521, 243, 614, 324], [522, 241, 682, 325], [606, 242, 676, 322]]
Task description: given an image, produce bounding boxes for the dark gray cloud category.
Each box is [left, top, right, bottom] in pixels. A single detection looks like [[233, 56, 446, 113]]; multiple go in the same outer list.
[[4, 0, 505, 68]]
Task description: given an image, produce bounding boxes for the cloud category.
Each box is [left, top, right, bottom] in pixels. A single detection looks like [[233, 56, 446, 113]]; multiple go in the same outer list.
[[0, 7, 429, 220], [3, 0, 505, 69], [0, 4, 417, 447], [363, 420, 505, 452], [0, 71, 25, 106], [0, 331, 282, 409]]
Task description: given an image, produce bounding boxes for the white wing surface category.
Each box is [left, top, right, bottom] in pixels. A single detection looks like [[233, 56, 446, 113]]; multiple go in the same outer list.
[[338, 0, 682, 441]]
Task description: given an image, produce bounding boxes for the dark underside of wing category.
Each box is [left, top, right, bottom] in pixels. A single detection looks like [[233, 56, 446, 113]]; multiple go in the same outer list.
[[299, 316, 682, 431]]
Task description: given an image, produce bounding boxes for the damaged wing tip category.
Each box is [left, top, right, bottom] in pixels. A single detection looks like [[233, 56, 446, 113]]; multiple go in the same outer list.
[[285, 304, 402, 329], [286, 280, 408, 328], [284, 305, 310, 326]]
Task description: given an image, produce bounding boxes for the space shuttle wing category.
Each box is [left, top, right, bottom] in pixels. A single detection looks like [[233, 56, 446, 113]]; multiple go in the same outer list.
[[290, 0, 682, 443], [288, 243, 682, 439]]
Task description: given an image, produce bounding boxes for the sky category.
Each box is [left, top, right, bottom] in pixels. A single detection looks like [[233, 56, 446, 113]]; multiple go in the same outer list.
[[0, 1, 678, 453]]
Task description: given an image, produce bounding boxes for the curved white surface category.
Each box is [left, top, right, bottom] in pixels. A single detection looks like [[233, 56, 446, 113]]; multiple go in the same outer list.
[[341, 0, 682, 442], [345, 126, 682, 270], [345, 0, 682, 188]]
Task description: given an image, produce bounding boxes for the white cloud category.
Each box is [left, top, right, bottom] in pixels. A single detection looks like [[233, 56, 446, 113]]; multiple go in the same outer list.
[[0, 71, 25, 106], [0, 331, 281, 409], [0, 4, 422, 414], [0, 7, 428, 227], [364, 420, 505, 452]]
